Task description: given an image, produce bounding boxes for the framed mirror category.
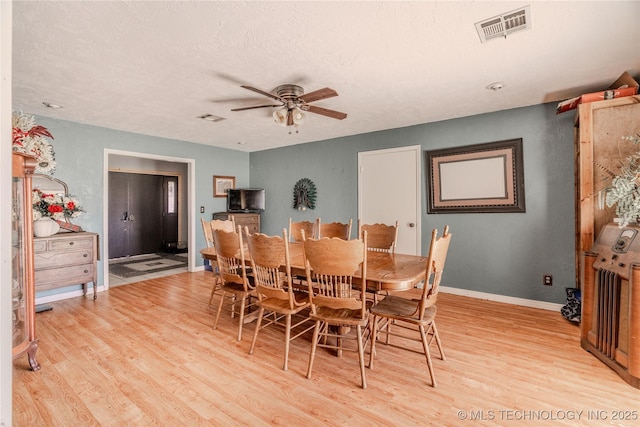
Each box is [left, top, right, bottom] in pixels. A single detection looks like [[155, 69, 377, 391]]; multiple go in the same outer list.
[[32, 174, 68, 195]]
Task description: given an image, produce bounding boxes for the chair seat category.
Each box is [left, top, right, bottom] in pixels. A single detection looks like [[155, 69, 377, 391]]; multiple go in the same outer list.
[[257, 292, 310, 315], [221, 281, 254, 296], [370, 295, 436, 325], [310, 306, 370, 326]]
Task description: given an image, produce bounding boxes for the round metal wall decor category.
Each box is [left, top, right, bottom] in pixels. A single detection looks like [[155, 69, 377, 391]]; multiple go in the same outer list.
[[293, 178, 316, 210]]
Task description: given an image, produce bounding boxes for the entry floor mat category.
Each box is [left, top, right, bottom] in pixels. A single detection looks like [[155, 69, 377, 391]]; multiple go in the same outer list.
[[109, 252, 188, 278]]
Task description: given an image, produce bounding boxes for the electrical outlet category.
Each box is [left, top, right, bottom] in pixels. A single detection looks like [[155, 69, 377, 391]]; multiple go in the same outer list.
[[543, 274, 553, 286], [200, 206, 205, 213]]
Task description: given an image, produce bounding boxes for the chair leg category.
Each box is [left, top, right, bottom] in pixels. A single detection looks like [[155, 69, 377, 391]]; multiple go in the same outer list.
[[322, 323, 329, 346], [419, 324, 437, 387], [356, 324, 367, 389], [213, 291, 226, 330], [431, 322, 446, 361], [369, 315, 378, 369], [249, 307, 265, 355], [230, 294, 237, 319], [306, 320, 322, 379], [283, 314, 292, 371], [237, 295, 247, 341], [208, 275, 220, 308], [385, 319, 392, 344]]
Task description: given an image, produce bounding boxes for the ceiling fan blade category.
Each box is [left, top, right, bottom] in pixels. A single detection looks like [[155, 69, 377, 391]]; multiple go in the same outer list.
[[240, 85, 281, 101], [231, 104, 281, 112], [298, 87, 338, 103], [305, 104, 347, 120]]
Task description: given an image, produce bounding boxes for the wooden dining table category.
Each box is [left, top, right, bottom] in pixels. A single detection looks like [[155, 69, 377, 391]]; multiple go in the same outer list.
[[200, 242, 428, 292]]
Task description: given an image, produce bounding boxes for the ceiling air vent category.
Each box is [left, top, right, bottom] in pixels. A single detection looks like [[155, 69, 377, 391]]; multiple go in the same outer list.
[[197, 114, 226, 122], [475, 5, 531, 43]]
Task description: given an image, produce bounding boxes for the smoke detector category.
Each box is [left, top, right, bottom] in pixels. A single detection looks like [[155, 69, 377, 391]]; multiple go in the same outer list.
[[486, 82, 506, 91], [475, 5, 531, 43]]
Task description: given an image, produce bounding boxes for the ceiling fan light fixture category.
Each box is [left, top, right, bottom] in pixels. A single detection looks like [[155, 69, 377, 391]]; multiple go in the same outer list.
[[291, 108, 305, 125], [273, 107, 288, 126], [234, 83, 346, 128]]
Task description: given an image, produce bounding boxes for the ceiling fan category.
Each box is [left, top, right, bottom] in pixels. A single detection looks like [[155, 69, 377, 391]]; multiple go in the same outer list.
[[230, 84, 347, 129]]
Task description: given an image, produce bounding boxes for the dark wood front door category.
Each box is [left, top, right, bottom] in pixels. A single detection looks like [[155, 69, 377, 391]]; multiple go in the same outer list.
[[109, 172, 167, 259]]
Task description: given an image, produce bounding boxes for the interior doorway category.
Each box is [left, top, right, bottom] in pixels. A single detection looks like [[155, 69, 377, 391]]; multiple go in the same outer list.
[[108, 172, 178, 259], [104, 150, 195, 289], [358, 145, 421, 255]]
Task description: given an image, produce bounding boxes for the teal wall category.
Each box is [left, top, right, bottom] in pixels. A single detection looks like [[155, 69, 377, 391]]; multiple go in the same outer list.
[[33, 116, 250, 295], [250, 103, 576, 304], [34, 101, 576, 304]]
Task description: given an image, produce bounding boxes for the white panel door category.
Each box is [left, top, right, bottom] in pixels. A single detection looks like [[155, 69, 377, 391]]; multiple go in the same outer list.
[[358, 145, 421, 255]]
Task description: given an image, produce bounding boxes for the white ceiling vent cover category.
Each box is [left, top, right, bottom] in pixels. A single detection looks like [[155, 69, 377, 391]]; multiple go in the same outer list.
[[475, 5, 531, 43]]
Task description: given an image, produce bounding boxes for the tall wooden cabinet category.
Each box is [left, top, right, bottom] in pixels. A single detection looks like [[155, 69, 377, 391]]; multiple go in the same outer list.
[[575, 95, 640, 288], [12, 153, 40, 370]]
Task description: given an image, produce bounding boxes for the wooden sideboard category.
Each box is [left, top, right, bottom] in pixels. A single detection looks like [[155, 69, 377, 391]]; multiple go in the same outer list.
[[213, 212, 260, 234], [34, 232, 99, 300]]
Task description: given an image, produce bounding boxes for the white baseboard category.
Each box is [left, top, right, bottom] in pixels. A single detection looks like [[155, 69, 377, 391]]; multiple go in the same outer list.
[[34, 277, 563, 313], [439, 286, 563, 312], [35, 285, 105, 305]]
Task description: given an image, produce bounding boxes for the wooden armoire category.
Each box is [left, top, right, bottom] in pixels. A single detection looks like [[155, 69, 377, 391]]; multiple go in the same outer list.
[[12, 152, 40, 371], [575, 95, 640, 289]]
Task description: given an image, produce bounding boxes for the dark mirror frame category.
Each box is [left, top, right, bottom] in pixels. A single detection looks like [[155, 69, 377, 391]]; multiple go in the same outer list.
[[425, 138, 525, 214]]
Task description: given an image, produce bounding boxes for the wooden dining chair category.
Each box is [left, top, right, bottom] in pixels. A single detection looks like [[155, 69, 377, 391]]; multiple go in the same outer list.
[[289, 218, 320, 288], [202, 218, 236, 307], [245, 228, 314, 370], [302, 231, 370, 388], [211, 225, 256, 341], [358, 220, 398, 253], [200, 218, 215, 248], [288, 218, 319, 242], [368, 226, 451, 387], [317, 218, 352, 240], [357, 220, 399, 303]]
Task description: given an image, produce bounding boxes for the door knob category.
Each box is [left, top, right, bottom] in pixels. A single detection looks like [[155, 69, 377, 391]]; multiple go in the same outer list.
[[121, 212, 128, 221], [129, 214, 135, 222], [408, 223, 415, 227]]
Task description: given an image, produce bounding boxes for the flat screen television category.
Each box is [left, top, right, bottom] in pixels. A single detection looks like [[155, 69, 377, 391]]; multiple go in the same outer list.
[[227, 188, 266, 213]]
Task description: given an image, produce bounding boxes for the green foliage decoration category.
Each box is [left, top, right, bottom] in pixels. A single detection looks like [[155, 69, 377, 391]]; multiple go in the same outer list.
[[604, 133, 640, 227]]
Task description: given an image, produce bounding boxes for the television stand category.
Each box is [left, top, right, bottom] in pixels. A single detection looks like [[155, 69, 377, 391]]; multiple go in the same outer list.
[[213, 211, 260, 234]]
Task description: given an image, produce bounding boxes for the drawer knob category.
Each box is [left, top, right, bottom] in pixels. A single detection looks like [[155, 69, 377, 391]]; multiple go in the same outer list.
[[84, 270, 89, 274], [83, 254, 88, 258], [69, 242, 74, 246]]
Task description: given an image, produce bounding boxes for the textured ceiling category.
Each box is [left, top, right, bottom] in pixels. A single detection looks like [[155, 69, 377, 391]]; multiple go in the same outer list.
[[11, 1, 640, 152]]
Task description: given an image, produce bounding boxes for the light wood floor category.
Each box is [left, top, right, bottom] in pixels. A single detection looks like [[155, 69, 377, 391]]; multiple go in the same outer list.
[[13, 271, 640, 426]]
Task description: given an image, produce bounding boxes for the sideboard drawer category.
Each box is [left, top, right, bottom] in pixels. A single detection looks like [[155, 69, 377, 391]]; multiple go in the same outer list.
[[34, 249, 93, 269], [48, 236, 94, 251], [239, 215, 259, 224], [35, 263, 94, 291], [213, 212, 261, 234], [242, 222, 260, 234]]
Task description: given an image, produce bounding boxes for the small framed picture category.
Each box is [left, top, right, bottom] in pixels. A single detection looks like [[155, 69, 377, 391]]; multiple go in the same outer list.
[[213, 175, 235, 198]]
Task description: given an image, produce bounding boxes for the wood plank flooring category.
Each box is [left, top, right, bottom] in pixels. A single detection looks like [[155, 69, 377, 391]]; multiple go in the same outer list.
[[13, 271, 640, 426]]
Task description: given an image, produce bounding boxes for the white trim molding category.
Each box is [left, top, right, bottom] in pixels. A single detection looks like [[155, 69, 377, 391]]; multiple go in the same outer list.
[[440, 286, 564, 312]]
